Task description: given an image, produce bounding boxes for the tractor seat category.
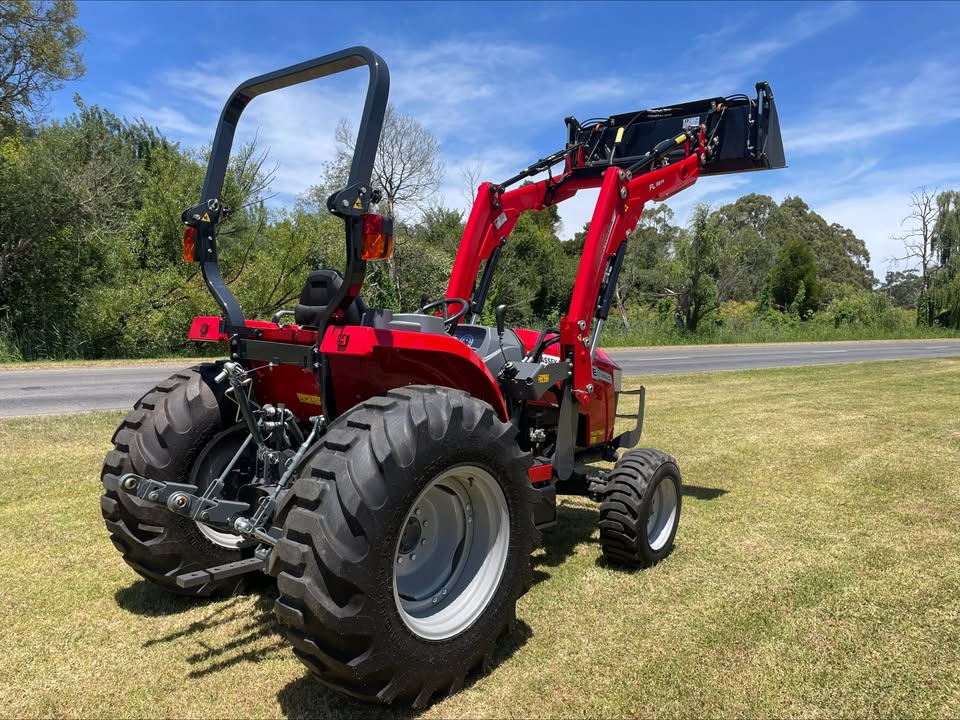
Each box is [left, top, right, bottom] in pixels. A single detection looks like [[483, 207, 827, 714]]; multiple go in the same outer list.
[[294, 269, 366, 328]]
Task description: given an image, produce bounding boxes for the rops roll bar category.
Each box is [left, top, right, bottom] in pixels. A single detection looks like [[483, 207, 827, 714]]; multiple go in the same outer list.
[[182, 46, 390, 330]]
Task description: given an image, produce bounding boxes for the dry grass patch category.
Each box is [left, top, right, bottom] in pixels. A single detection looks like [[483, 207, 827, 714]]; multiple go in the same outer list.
[[1, 359, 958, 718], [0, 357, 209, 372]]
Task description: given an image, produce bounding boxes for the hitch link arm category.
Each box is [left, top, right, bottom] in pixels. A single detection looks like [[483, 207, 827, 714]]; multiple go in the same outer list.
[[118, 472, 250, 525], [239, 414, 326, 544]]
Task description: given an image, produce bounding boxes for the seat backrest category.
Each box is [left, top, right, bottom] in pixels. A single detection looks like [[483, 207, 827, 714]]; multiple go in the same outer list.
[[294, 269, 365, 328]]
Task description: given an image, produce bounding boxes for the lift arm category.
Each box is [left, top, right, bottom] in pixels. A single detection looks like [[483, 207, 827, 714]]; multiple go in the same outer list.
[[562, 135, 704, 404], [445, 82, 785, 404]]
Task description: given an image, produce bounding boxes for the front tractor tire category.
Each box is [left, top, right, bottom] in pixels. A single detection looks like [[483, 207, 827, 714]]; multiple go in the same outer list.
[[100, 363, 255, 596], [268, 386, 536, 708], [598, 448, 682, 568]]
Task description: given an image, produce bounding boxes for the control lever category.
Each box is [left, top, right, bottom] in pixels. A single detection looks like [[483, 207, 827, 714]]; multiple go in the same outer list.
[[495, 304, 517, 378]]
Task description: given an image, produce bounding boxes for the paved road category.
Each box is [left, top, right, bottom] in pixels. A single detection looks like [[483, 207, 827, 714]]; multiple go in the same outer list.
[[2, 340, 959, 418], [608, 339, 960, 375]]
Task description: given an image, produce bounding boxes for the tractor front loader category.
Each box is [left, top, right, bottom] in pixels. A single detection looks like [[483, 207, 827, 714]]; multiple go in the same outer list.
[[100, 45, 785, 708]]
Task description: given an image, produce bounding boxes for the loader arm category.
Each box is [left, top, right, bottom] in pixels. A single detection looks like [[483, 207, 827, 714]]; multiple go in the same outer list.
[[445, 82, 785, 405]]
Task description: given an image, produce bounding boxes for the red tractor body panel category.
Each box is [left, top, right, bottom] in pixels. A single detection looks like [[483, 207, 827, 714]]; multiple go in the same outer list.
[[251, 364, 323, 418], [188, 316, 320, 345], [189, 316, 508, 422], [512, 327, 619, 446], [319, 325, 509, 420]]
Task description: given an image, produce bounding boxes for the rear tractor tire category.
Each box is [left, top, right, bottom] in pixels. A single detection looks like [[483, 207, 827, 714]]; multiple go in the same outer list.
[[100, 363, 258, 596], [268, 385, 536, 708], [598, 448, 682, 568]]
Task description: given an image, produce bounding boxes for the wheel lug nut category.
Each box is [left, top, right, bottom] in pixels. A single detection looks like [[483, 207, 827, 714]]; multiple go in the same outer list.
[[411, 554, 417, 561], [397, 557, 403, 565], [432, 596, 439, 604], [420, 539, 427, 546], [441, 588, 448, 596]]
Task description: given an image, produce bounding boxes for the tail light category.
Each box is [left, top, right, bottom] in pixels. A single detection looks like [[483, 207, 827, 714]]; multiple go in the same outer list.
[[183, 226, 196, 262], [360, 213, 394, 260]]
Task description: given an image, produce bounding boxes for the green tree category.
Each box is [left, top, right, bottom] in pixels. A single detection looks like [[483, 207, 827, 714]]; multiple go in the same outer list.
[[776, 196, 873, 300], [666, 204, 721, 332], [0, 102, 161, 356], [710, 195, 781, 302], [78, 139, 276, 357], [769, 237, 821, 317], [880, 270, 923, 309], [711, 193, 780, 238], [412, 205, 464, 257], [933, 190, 960, 266], [484, 203, 573, 325], [0, 0, 84, 128]]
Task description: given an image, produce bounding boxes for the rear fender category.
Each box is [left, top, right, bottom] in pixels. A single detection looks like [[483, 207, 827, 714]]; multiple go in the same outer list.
[[320, 325, 508, 420]]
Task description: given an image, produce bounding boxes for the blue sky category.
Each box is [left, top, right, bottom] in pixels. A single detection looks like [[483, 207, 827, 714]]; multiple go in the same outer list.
[[51, 1, 960, 278]]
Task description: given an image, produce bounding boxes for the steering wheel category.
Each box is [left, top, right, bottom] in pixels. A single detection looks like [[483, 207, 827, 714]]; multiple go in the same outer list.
[[419, 297, 470, 330]]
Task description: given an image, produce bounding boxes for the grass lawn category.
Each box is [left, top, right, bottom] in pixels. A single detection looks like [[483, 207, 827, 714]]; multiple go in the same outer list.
[[1, 359, 958, 718]]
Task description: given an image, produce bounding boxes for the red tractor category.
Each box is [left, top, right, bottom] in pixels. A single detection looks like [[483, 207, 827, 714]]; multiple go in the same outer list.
[[101, 46, 784, 707]]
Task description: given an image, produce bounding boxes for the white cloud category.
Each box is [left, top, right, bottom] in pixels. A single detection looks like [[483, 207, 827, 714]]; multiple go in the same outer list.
[[699, 1, 860, 77], [556, 189, 600, 241], [816, 192, 917, 276], [121, 52, 369, 200], [785, 58, 960, 155], [806, 163, 960, 277]]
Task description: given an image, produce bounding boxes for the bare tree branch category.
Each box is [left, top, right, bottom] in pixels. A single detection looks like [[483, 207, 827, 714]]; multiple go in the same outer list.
[[892, 187, 938, 292], [334, 103, 444, 219]]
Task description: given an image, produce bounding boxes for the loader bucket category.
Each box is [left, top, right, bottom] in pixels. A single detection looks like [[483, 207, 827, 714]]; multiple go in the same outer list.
[[700, 82, 786, 176], [564, 81, 786, 177]]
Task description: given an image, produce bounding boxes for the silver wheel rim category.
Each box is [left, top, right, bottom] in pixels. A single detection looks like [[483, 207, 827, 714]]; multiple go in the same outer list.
[[197, 519, 251, 549], [646, 476, 678, 551], [392, 465, 510, 641], [191, 428, 256, 550]]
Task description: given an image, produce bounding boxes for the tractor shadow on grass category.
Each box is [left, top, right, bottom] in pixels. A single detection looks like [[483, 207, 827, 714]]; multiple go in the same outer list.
[[683, 484, 728, 501], [533, 500, 599, 585], [115, 579, 210, 617], [276, 620, 534, 719], [116, 579, 534, 717], [117, 580, 289, 679], [537, 486, 729, 581]]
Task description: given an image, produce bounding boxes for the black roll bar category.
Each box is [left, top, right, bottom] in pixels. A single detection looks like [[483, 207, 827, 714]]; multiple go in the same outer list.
[[188, 46, 390, 329]]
